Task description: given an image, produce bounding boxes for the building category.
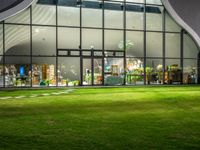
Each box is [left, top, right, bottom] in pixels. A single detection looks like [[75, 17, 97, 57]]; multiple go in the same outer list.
[[0, 0, 199, 88]]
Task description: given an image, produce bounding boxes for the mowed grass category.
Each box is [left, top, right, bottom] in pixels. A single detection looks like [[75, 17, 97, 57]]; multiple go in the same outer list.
[[1, 86, 200, 150]]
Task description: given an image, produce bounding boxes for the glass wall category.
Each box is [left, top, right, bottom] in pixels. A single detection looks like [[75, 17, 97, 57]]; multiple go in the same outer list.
[[4, 57, 30, 87], [146, 6, 163, 31], [32, 57, 56, 87], [82, 29, 102, 50], [183, 59, 197, 84], [58, 6, 80, 26], [146, 59, 163, 84], [0, 24, 3, 55], [165, 33, 180, 58], [105, 30, 123, 51], [32, 26, 56, 56], [165, 59, 181, 84], [32, 3, 56, 25], [104, 58, 124, 85], [58, 57, 80, 86], [126, 58, 144, 85], [0, 0, 199, 88], [0, 56, 3, 87], [126, 31, 144, 57], [5, 25, 30, 56], [146, 32, 162, 57]]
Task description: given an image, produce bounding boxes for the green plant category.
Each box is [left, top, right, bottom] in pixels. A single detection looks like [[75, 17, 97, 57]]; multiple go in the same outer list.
[[118, 40, 134, 50], [14, 79, 21, 86], [146, 67, 153, 84], [72, 80, 79, 86], [45, 79, 50, 86]]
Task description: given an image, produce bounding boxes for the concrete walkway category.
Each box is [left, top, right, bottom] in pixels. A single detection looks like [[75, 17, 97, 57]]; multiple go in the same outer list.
[[0, 89, 74, 100]]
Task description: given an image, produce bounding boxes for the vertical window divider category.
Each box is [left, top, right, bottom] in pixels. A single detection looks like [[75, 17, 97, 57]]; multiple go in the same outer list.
[[180, 29, 184, 84], [3, 21, 5, 88], [144, 0, 147, 85], [30, 6, 33, 88], [162, 9, 166, 85], [123, 0, 126, 85], [56, 3, 58, 87], [80, 0, 83, 86], [102, 0, 105, 85]]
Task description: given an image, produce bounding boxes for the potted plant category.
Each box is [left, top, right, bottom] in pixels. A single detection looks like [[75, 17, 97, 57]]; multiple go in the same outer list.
[[45, 79, 50, 87], [146, 67, 153, 85]]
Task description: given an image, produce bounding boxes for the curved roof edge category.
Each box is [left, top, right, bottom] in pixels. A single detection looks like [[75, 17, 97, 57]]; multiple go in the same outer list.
[[161, 0, 200, 48], [0, 0, 34, 22]]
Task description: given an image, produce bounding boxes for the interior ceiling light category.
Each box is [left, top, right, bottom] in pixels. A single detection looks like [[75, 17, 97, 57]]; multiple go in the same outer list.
[[35, 29, 39, 33]]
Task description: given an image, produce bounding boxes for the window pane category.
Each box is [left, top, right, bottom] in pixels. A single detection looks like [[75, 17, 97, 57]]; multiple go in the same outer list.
[[183, 59, 197, 84], [58, 57, 80, 86], [146, 6, 163, 31], [105, 30, 123, 50], [58, 6, 80, 26], [146, 0, 162, 5], [5, 25, 30, 56], [94, 59, 103, 85], [184, 33, 199, 58], [166, 33, 180, 58], [0, 56, 3, 87], [126, 4, 144, 30], [58, 27, 80, 49], [126, 58, 144, 85], [82, 29, 102, 50], [32, 26, 56, 56], [126, 31, 144, 57], [0, 24, 3, 55], [165, 12, 181, 32], [146, 32, 162, 57], [104, 1, 123, 29], [32, 3, 56, 25], [5, 7, 30, 24], [32, 57, 56, 87], [165, 59, 181, 84], [5, 56, 30, 87], [104, 58, 124, 85], [82, 7, 102, 27], [126, 0, 144, 3], [83, 59, 92, 85], [146, 59, 163, 84]]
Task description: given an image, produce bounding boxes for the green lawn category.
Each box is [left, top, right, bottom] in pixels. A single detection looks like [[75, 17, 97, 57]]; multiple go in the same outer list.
[[1, 86, 200, 150]]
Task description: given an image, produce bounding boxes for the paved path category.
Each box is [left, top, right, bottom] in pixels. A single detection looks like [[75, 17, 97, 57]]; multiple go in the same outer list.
[[0, 89, 74, 100]]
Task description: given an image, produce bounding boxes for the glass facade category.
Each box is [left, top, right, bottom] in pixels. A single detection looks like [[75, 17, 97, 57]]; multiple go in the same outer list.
[[0, 0, 199, 88]]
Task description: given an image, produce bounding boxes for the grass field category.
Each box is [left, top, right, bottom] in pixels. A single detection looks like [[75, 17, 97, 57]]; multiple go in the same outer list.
[[0, 86, 200, 150]]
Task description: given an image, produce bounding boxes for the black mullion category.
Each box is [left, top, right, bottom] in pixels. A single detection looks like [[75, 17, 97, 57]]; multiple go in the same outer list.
[[30, 6, 33, 87], [180, 30, 184, 84], [162, 9, 166, 85], [56, 3, 58, 87], [80, 0, 83, 86], [123, 0, 126, 85], [102, 0, 105, 85], [3, 21, 5, 88], [91, 51, 94, 85], [144, 0, 146, 85], [198, 52, 200, 84]]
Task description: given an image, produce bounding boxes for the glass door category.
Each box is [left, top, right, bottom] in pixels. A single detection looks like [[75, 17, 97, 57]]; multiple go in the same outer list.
[[82, 58, 92, 85], [93, 58, 103, 85]]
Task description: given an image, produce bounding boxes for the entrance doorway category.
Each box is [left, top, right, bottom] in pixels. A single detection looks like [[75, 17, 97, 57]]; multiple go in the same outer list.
[[82, 58, 103, 85]]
